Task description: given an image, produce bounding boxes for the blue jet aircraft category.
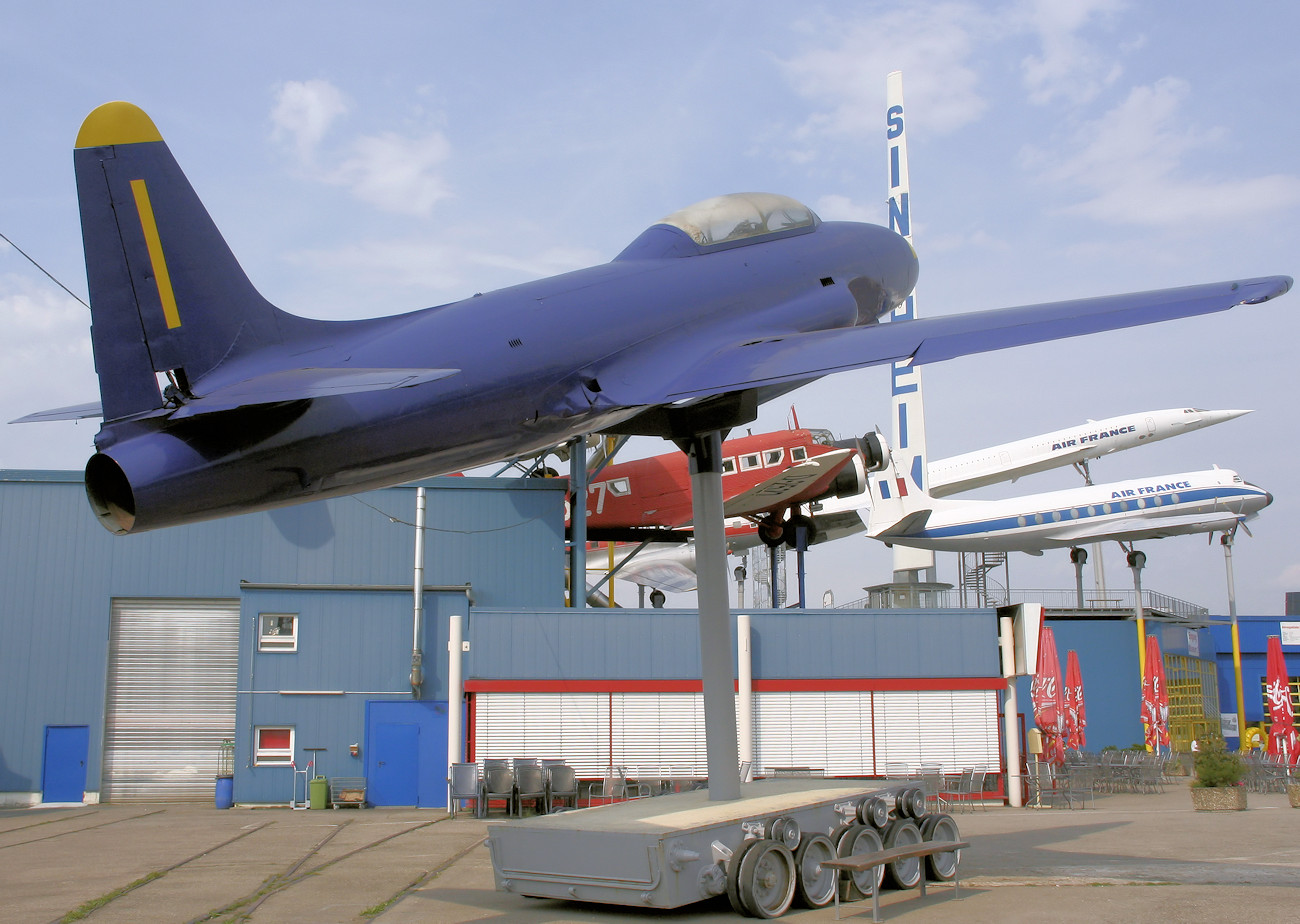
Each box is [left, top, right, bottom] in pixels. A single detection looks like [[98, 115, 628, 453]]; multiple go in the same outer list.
[[15, 102, 1292, 536]]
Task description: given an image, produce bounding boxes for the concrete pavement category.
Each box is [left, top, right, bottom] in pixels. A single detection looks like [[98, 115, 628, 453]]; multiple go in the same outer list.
[[2, 781, 1296, 923]]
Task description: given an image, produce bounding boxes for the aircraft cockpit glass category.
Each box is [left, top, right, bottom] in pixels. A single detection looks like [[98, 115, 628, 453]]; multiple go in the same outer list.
[[809, 428, 835, 446], [657, 193, 819, 247]]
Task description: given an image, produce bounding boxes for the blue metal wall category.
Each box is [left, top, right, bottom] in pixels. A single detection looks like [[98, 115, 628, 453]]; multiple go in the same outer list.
[[0, 471, 564, 800], [467, 608, 999, 681], [1207, 615, 1300, 733]]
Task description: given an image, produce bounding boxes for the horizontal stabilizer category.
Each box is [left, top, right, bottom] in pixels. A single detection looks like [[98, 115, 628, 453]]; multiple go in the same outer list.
[[614, 558, 699, 594], [616, 276, 1291, 404], [10, 401, 103, 424], [170, 367, 459, 419], [873, 508, 932, 539]]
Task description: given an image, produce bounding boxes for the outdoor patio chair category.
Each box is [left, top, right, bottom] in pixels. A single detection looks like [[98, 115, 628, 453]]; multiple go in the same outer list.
[[482, 764, 516, 817], [514, 764, 547, 816], [545, 763, 579, 812], [950, 769, 975, 813], [448, 762, 482, 817], [920, 769, 947, 813]]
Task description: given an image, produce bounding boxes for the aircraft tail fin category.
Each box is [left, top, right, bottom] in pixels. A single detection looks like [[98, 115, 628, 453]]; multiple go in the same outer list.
[[866, 432, 937, 540], [74, 102, 320, 422]]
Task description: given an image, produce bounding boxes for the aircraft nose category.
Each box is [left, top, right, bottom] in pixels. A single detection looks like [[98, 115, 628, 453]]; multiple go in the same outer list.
[[1264, 491, 1273, 507]]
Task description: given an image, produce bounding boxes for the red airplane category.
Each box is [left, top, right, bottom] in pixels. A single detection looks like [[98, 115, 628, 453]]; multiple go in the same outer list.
[[577, 423, 870, 548]]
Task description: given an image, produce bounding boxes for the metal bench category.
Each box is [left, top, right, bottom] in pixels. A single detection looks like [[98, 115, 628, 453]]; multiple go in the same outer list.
[[821, 839, 969, 921]]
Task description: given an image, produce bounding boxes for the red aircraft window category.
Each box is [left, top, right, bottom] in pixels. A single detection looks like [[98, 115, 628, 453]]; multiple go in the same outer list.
[[764, 449, 784, 467], [722, 458, 736, 474], [740, 454, 761, 471], [791, 447, 807, 463]]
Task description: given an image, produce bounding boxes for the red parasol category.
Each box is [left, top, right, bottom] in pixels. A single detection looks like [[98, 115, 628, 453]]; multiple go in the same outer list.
[[1265, 635, 1298, 766], [1140, 634, 1170, 752], [1065, 649, 1087, 751], [1030, 625, 1067, 764]]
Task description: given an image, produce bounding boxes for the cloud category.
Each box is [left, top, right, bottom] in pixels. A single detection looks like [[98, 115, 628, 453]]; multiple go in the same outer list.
[[331, 131, 452, 216], [271, 80, 453, 217], [1026, 77, 1300, 225], [271, 79, 350, 164], [1014, 0, 1126, 104], [778, 3, 991, 154]]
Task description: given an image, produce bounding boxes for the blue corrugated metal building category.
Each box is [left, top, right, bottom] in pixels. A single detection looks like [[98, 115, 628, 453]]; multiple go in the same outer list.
[[5, 469, 1261, 808]]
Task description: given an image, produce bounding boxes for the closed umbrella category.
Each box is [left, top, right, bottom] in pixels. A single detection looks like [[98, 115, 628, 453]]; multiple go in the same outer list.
[[1065, 649, 1087, 751], [1265, 635, 1297, 766], [1031, 625, 1066, 764], [1141, 634, 1170, 753]]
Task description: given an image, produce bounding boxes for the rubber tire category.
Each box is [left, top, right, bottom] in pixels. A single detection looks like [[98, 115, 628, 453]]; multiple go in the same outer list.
[[919, 813, 962, 881], [836, 823, 884, 902], [726, 839, 762, 916], [882, 819, 924, 889], [793, 833, 838, 909], [737, 840, 797, 919], [782, 513, 818, 548], [858, 796, 889, 829], [758, 518, 785, 548], [907, 787, 927, 820]]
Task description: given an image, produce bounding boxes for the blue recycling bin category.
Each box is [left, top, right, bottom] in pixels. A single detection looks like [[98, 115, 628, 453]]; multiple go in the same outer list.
[[215, 775, 234, 809]]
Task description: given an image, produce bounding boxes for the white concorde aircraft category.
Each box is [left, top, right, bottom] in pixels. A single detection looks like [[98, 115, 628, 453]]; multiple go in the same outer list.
[[926, 407, 1250, 497], [865, 438, 1271, 555]]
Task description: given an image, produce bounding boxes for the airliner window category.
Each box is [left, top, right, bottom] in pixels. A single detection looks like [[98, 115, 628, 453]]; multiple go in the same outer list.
[[1118, 501, 1129, 511], [1153, 495, 1163, 506], [740, 454, 761, 471], [1102, 504, 1112, 514], [1051, 511, 1062, 522], [1171, 493, 1180, 503], [1135, 497, 1146, 509], [722, 457, 736, 474], [791, 447, 808, 463], [657, 193, 818, 247], [764, 449, 784, 467]]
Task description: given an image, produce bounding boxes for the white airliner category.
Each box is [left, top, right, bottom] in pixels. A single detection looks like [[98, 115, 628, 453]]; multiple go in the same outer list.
[[927, 407, 1251, 497], [866, 439, 1272, 555], [610, 407, 1253, 592]]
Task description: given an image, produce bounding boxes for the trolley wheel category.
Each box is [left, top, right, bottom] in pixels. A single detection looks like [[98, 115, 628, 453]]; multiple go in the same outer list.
[[881, 819, 923, 889], [771, 815, 801, 849], [726, 839, 762, 916], [919, 813, 962, 881], [836, 823, 884, 902], [857, 796, 890, 829], [793, 833, 837, 908], [906, 786, 927, 820], [737, 840, 796, 919]]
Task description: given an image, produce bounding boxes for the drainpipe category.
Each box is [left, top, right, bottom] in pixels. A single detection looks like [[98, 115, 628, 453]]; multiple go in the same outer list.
[[411, 486, 426, 696]]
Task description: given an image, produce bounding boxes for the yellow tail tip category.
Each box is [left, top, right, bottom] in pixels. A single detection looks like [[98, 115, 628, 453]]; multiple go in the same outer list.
[[76, 102, 163, 148]]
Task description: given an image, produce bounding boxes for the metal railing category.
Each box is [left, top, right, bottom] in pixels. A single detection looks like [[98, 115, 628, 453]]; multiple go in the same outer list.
[[840, 587, 1209, 619]]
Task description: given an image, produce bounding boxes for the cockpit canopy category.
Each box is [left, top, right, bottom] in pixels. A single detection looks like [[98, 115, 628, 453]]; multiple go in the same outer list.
[[656, 193, 819, 247]]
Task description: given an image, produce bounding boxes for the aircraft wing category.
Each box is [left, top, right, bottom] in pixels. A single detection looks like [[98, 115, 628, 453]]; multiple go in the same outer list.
[[614, 556, 699, 593], [601, 276, 1291, 405], [10, 401, 104, 423], [721, 449, 855, 518], [170, 367, 460, 419]]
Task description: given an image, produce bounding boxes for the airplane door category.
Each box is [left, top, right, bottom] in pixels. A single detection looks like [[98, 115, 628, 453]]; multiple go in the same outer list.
[[1146, 416, 1156, 435], [42, 725, 89, 803]]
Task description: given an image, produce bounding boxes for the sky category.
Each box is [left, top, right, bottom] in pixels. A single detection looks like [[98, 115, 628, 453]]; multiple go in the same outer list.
[[1, 1, 1297, 616]]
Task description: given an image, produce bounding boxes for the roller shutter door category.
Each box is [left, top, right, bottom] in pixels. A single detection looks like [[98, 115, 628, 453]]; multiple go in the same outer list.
[[102, 598, 239, 801], [474, 688, 999, 778]]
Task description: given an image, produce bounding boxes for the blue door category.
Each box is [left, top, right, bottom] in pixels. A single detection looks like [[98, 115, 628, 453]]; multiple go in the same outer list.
[[366, 701, 449, 807], [42, 725, 89, 803], [369, 722, 420, 805]]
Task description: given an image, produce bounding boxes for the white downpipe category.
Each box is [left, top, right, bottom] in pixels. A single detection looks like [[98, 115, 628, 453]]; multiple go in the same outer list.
[[411, 487, 426, 694], [737, 612, 752, 771], [1000, 615, 1023, 807], [447, 608, 465, 806]]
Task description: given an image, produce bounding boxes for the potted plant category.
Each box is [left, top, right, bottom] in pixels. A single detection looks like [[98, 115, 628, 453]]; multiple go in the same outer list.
[[1190, 736, 1247, 811]]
